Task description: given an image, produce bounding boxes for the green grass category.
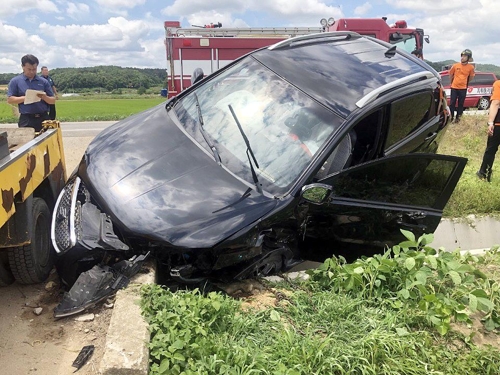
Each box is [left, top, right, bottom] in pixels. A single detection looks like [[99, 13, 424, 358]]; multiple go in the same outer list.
[[141, 236, 500, 375], [0, 97, 166, 123], [53, 98, 166, 121], [438, 114, 500, 217], [0, 101, 18, 122]]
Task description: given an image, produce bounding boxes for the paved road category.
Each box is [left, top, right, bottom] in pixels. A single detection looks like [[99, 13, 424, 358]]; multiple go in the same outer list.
[[1, 121, 117, 137]]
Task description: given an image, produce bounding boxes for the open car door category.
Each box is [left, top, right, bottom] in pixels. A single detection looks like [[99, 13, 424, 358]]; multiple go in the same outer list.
[[302, 153, 467, 247]]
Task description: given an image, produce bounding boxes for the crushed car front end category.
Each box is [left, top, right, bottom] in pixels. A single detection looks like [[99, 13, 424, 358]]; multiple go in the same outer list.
[[51, 31, 465, 317]]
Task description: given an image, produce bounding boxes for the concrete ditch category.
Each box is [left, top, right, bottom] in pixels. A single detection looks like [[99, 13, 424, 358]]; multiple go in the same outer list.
[[97, 216, 500, 374], [432, 216, 500, 252]]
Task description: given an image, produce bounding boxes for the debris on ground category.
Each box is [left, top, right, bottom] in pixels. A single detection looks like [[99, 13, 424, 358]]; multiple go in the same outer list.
[[33, 307, 43, 316], [74, 313, 95, 322], [72, 345, 95, 371], [54, 253, 149, 318]]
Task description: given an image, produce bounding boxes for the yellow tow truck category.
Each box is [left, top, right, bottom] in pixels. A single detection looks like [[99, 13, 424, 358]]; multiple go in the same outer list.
[[0, 121, 66, 286]]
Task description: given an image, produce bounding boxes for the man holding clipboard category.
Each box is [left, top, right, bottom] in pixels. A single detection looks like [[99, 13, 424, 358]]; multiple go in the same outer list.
[[7, 54, 55, 132]]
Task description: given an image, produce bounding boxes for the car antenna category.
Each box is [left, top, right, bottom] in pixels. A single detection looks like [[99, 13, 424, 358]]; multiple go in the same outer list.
[[385, 45, 397, 58]]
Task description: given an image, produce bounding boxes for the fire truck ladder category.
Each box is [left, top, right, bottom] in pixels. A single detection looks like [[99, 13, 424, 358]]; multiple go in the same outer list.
[[168, 26, 325, 38]]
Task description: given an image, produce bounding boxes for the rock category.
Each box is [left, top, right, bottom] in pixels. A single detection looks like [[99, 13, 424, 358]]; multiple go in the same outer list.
[[45, 281, 57, 291], [84, 329, 90, 333], [262, 275, 284, 283], [74, 313, 95, 322], [286, 271, 310, 281], [104, 303, 114, 309], [33, 307, 43, 316]]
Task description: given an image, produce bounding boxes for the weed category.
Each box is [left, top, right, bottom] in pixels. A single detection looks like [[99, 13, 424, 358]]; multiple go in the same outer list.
[[141, 232, 500, 374]]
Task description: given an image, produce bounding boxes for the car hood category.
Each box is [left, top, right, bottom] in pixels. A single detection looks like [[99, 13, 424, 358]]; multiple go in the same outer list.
[[79, 104, 278, 248]]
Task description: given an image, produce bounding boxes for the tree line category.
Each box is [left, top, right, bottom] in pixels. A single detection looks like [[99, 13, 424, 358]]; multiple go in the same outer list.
[[425, 60, 500, 78], [0, 66, 167, 92]]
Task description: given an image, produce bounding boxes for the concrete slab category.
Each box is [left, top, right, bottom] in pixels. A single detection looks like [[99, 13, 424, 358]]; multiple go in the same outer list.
[[433, 216, 500, 252], [99, 266, 155, 375]]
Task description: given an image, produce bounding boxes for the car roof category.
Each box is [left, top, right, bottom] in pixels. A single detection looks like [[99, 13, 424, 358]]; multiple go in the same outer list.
[[251, 33, 434, 118]]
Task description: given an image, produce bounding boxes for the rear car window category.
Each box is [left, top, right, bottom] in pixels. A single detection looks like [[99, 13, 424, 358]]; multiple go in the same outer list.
[[470, 73, 497, 86], [441, 72, 496, 87], [385, 92, 432, 150]]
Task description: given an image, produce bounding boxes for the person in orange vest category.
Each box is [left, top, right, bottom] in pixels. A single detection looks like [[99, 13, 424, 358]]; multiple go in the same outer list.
[[477, 79, 500, 181], [448, 49, 475, 123]]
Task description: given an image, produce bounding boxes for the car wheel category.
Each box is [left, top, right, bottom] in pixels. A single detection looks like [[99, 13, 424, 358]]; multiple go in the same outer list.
[[8, 198, 54, 284], [478, 97, 490, 110], [0, 252, 15, 286]]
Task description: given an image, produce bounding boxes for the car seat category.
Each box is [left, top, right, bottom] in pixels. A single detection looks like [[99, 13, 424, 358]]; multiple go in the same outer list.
[[315, 130, 355, 180]]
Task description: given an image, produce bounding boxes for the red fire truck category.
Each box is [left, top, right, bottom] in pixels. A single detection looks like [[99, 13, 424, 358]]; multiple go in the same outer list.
[[164, 17, 429, 98]]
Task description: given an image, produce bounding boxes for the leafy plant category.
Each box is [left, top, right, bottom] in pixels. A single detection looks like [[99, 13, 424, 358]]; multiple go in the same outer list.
[[307, 229, 499, 335], [141, 232, 500, 374]]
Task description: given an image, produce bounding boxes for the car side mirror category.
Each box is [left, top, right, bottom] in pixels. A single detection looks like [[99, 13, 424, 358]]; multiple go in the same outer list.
[[424, 35, 430, 44], [301, 183, 332, 204], [191, 68, 204, 85]]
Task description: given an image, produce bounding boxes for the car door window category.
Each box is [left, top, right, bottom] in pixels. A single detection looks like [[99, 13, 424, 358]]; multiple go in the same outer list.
[[385, 93, 432, 150], [325, 154, 464, 210]]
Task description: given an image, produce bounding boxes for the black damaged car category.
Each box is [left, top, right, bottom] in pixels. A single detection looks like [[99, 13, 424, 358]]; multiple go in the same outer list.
[[51, 32, 466, 316]]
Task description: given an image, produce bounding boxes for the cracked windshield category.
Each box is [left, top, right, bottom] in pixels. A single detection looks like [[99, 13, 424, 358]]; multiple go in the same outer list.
[[174, 57, 340, 194]]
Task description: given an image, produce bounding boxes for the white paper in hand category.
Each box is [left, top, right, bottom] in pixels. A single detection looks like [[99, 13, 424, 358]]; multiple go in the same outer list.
[[24, 89, 45, 105]]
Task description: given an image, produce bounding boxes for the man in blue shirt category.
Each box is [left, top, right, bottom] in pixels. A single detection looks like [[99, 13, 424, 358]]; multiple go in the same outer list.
[[7, 54, 55, 132], [41, 66, 58, 120]]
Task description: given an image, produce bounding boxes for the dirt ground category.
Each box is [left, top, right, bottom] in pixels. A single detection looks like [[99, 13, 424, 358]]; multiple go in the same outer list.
[[0, 134, 101, 374], [0, 271, 113, 374]]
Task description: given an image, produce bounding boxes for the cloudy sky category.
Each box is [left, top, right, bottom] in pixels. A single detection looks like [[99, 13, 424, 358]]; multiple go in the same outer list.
[[1, 0, 498, 74]]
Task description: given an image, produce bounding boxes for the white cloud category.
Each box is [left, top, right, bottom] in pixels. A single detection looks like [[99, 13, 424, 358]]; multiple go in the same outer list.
[[67, 2, 90, 19], [162, 0, 244, 16], [385, 0, 474, 14], [0, 0, 58, 19], [354, 3, 372, 16], [162, 0, 343, 26], [38, 17, 149, 51], [95, 0, 147, 9], [0, 23, 48, 52], [60, 35, 166, 69], [390, 0, 500, 63], [0, 57, 21, 74]]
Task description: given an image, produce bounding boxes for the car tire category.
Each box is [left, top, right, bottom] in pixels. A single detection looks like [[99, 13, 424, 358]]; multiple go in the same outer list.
[[8, 198, 54, 284], [0, 252, 15, 286], [478, 97, 490, 110]]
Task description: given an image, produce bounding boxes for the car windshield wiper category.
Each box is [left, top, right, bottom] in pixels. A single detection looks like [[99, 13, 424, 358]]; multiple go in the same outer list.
[[193, 92, 221, 164], [228, 104, 262, 194]]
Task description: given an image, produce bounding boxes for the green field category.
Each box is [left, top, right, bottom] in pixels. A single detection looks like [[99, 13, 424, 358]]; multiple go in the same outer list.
[[0, 97, 166, 123]]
